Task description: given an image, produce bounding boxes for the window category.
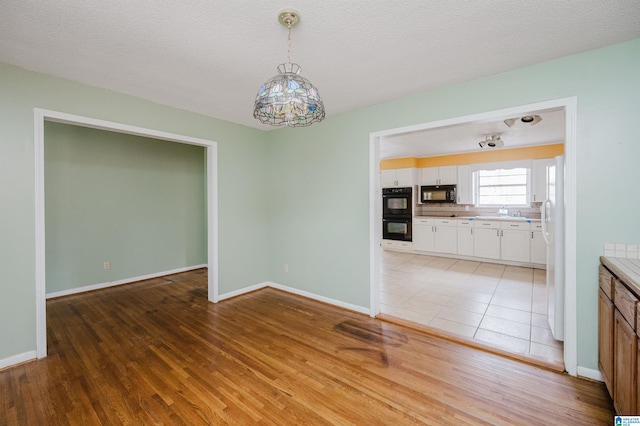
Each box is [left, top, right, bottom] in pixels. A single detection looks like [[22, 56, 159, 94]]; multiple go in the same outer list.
[[475, 167, 529, 207]]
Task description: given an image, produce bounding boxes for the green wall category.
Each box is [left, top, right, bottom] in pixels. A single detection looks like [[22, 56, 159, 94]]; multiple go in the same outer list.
[[44, 123, 207, 293], [266, 38, 640, 370], [1, 38, 639, 373], [0, 62, 269, 360]]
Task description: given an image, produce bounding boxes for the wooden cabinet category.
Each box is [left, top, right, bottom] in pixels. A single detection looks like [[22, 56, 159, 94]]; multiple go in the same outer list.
[[530, 223, 546, 264], [500, 221, 531, 263], [456, 165, 473, 204], [381, 168, 415, 188], [599, 265, 615, 395], [599, 260, 639, 416], [473, 220, 501, 260], [614, 309, 637, 415], [420, 166, 457, 186], [457, 220, 474, 256]]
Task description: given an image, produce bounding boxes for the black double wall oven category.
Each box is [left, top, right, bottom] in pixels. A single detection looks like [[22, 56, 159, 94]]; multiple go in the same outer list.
[[382, 187, 412, 241]]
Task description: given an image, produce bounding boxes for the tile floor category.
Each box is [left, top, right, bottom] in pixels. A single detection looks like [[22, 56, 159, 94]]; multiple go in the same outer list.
[[379, 250, 564, 366]]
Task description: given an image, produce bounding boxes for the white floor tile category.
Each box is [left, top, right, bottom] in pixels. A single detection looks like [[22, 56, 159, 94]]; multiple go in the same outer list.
[[380, 252, 563, 367], [479, 315, 531, 340]]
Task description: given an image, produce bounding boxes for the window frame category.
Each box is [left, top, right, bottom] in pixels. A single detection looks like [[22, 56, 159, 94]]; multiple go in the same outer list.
[[472, 160, 532, 208]]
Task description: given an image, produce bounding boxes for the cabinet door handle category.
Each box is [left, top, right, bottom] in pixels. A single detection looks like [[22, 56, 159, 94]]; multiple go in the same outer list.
[[471, 229, 473, 235], [531, 232, 534, 239]]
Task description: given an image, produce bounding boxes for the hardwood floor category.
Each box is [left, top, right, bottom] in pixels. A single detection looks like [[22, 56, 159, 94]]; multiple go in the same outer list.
[[1, 269, 613, 424]]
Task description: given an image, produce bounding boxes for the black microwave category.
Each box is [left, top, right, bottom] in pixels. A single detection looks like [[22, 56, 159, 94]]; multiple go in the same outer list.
[[420, 185, 457, 203]]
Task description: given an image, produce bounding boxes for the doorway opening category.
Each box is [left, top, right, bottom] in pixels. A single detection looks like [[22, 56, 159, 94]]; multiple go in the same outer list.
[[368, 98, 578, 375], [34, 109, 219, 359]]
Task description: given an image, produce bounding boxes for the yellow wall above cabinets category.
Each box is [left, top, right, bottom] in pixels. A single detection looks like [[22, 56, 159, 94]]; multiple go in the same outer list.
[[380, 143, 564, 169]]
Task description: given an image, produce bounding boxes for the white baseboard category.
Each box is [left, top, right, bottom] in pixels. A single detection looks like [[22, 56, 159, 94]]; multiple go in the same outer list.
[[577, 366, 603, 382], [217, 281, 370, 316], [0, 351, 36, 370], [46, 264, 207, 299], [265, 281, 370, 315], [218, 282, 269, 301]]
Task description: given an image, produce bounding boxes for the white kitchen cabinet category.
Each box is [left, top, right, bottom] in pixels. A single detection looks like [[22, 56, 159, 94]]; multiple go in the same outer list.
[[500, 221, 531, 263], [420, 166, 457, 186], [382, 239, 414, 251], [473, 220, 501, 260], [412, 218, 435, 252], [381, 168, 415, 188], [532, 158, 553, 202], [457, 220, 474, 256], [433, 219, 457, 254], [530, 222, 546, 264], [456, 165, 473, 204]]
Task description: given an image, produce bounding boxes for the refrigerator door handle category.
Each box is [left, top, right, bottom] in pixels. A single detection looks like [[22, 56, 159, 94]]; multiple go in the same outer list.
[[541, 199, 551, 245]]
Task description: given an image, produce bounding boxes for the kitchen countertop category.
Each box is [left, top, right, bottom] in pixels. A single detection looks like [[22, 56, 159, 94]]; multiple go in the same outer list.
[[600, 256, 640, 297], [414, 215, 541, 222]]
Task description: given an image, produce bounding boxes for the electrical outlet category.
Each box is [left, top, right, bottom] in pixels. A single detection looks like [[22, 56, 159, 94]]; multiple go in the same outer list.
[[465, 205, 470, 211], [103, 261, 111, 270], [284, 264, 289, 273]]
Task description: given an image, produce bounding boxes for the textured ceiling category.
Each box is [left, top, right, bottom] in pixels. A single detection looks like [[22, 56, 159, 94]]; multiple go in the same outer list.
[[1, 1, 639, 131]]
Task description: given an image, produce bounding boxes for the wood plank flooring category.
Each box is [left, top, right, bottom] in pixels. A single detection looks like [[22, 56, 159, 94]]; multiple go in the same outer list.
[[1, 269, 614, 424]]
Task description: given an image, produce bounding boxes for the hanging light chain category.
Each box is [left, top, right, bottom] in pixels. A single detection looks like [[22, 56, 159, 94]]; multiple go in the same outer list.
[[286, 20, 292, 64]]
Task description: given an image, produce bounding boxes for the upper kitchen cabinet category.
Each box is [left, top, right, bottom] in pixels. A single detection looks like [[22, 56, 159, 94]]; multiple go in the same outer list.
[[531, 158, 554, 202], [456, 165, 473, 204], [420, 166, 457, 186], [381, 168, 416, 188]]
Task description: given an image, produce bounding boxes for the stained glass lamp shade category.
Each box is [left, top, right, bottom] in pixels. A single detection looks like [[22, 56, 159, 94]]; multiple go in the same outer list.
[[253, 62, 325, 127], [253, 9, 325, 127]]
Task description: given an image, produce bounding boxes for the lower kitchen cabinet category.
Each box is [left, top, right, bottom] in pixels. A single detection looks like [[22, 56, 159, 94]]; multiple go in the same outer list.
[[382, 239, 413, 251], [530, 223, 546, 264], [433, 219, 457, 254], [614, 309, 637, 415], [457, 220, 474, 256], [599, 288, 615, 394], [599, 259, 639, 416], [473, 221, 501, 260], [413, 218, 434, 252], [501, 222, 531, 263]]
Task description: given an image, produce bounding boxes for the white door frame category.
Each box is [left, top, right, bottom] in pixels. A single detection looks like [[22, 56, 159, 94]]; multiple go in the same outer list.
[[34, 108, 219, 359], [369, 97, 578, 376]]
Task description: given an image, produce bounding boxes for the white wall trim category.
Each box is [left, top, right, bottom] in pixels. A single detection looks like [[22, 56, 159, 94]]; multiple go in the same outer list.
[[218, 282, 269, 301], [577, 366, 603, 382], [369, 97, 580, 376], [267, 282, 370, 315], [0, 351, 37, 370], [45, 265, 207, 299], [34, 108, 219, 359], [218, 281, 370, 315]]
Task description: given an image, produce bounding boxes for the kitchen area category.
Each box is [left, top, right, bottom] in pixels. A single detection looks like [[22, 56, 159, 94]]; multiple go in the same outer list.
[[378, 111, 566, 367]]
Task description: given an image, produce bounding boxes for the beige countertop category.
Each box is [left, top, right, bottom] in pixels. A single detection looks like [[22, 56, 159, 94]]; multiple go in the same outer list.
[[600, 256, 640, 297], [413, 215, 541, 222]]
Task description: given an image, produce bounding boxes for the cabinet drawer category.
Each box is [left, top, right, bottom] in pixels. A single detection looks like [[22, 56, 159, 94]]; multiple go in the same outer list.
[[434, 219, 455, 226], [599, 265, 615, 300], [414, 218, 433, 225], [457, 220, 473, 228], [531, 222, 543, 231], [500, 221, 531, 230], [615, 280, 638, 330], [473, 220, 500, 228]]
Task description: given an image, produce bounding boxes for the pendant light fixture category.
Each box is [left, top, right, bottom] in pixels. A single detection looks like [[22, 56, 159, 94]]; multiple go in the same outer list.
[[253, 9, 325, 127]]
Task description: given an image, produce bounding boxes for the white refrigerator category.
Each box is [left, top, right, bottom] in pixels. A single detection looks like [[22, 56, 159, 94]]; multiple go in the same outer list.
[[541, 155, 565, 341]]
